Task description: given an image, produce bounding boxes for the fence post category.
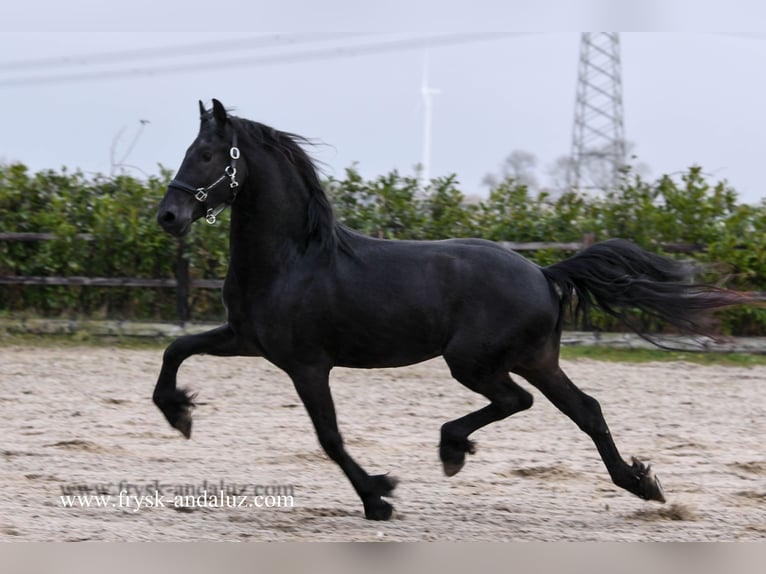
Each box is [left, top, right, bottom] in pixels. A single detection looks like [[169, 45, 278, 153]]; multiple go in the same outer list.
[[175, 238, 190, 323]]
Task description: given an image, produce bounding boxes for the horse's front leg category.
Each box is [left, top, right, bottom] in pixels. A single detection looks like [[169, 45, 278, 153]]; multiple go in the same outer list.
[[289, 365, 398, 520], [153, 324, 250, 438]]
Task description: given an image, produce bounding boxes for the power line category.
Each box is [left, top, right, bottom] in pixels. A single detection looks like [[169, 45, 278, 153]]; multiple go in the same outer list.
[[0, 33, 363, 72], [0, 33, 525, 88]]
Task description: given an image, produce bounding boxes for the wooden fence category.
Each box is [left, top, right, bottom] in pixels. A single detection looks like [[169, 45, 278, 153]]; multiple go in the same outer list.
[[0, 232, 217, 321], [0, 231, 702, 322]]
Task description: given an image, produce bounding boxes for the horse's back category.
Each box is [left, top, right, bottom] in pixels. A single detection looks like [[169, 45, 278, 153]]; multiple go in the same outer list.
[[345, 234, 554, 306], [323, 234, 561, 368]]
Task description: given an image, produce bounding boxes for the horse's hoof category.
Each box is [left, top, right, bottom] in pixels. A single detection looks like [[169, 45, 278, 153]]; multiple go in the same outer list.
[[363, 498, 394, 521], [162, 389, 195, 439], [440, 439, 476, 477], [174, 413, 192, 439], [442, 459, 465, 477], [632, 456, 666, 503]]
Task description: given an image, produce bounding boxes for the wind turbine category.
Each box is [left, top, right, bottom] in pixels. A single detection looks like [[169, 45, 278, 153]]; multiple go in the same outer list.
[[420, 52, 441, 189]]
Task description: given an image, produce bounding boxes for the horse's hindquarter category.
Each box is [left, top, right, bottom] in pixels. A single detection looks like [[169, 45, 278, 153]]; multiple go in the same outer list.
[[325, 238, 559, 369]]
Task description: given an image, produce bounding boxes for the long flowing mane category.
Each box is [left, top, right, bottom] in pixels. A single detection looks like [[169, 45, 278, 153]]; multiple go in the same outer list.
[[230, 116, 352, 255]]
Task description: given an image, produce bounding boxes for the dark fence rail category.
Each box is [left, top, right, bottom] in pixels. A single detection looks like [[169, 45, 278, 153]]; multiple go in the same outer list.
[[0, 276, 223, 288], [0, 232, 704, 322], [0, 232, 96, 242]]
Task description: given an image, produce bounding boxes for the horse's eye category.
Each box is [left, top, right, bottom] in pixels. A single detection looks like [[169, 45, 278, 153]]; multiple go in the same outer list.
[[201, 151, 213, 162]]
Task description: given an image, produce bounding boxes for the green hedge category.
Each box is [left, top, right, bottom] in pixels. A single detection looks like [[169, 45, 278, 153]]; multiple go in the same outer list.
[[1, 162, 765, 333]]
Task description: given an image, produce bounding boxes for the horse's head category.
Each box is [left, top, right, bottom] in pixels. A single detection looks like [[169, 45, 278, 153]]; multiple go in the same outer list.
[[157, 99, 242, 236]]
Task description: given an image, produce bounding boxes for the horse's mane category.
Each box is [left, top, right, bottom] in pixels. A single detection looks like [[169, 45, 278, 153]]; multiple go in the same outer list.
[[231, 116, 353, 256]]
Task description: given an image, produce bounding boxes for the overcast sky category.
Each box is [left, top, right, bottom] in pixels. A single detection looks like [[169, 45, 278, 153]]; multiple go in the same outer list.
[[2, 2, 766, 203]]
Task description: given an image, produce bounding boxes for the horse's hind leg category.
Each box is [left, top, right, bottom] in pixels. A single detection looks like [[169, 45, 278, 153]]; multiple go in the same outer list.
[[516, 365, 665, 503], [288, 366, 397, 521], [440, 359, 534, 476]]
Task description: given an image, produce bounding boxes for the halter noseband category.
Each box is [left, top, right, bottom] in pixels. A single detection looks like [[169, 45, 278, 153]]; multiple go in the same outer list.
[[168, 132, 241, 224]]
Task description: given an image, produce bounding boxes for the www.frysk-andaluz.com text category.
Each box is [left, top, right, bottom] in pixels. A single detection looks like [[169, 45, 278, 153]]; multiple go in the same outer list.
[[59, 480, 295, 512]]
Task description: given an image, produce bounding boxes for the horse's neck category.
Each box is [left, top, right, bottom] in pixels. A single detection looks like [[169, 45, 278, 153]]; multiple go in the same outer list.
[[228, 177, 314, 275]]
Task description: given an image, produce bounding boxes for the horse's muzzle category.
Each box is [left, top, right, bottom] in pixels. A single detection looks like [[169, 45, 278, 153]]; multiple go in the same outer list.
[[157, 207, 190, 237]]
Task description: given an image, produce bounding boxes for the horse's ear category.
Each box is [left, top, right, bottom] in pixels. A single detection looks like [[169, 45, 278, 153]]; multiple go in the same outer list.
[[198, 100, 206, 120], [212, 98, 228, 126]]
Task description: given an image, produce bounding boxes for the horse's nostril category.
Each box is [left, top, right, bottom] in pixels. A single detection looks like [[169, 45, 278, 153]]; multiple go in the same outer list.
[[157, 208, 186, 236]]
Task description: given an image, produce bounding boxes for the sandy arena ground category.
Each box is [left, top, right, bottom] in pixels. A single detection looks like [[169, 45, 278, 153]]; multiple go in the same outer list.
[[0, 345, 764, 541]]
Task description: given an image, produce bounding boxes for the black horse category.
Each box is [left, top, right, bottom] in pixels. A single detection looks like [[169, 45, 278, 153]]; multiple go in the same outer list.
[[154, 99, 744, 520]]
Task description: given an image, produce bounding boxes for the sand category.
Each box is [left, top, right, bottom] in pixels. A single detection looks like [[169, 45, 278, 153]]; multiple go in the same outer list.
[[0, 345, 764, 541]]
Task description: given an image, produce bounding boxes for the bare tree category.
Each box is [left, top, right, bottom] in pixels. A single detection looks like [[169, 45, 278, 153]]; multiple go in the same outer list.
[[483, 149, 538, 190], [110, 119, 151, 177]]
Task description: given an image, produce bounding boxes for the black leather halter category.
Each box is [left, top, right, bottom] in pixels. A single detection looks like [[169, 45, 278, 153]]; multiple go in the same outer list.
[[168, 132, 241, 224]]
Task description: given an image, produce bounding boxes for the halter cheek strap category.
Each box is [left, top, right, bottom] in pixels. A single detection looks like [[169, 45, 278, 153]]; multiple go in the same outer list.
[[168, 132, 241, 224]]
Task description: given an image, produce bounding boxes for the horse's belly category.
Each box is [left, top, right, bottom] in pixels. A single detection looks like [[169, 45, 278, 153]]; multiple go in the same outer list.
[[332, 319, 444, 369], [334, 346, 442, 369]]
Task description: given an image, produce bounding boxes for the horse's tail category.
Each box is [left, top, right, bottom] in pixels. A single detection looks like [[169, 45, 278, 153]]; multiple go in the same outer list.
[[541, 238, 748, 339]]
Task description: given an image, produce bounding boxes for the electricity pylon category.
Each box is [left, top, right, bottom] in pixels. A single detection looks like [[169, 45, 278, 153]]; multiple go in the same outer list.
[[568, 32, 626, 192]]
